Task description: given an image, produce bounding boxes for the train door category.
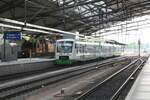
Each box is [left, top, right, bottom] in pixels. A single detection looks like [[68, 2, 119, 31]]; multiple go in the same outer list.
[[82, 44, 85, 61], [79, 44, 83, 60], [98, 42, 101, 57]]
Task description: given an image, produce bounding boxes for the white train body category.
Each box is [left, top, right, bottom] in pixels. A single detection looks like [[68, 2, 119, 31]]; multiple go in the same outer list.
[[55, 39, 124, 64]]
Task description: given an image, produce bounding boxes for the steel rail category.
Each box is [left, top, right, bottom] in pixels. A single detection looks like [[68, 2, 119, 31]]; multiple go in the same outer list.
[[110, 58, 144, 100], [75, 58, 140, 100], [0, 59, 129, 99], [0, 57, 124, 90]]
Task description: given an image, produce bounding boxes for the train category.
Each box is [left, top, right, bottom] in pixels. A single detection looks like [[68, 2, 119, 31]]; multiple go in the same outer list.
[[55, 38, 125, 64]]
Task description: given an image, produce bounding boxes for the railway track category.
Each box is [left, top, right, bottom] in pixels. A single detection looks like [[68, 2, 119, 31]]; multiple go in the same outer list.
[[75, 57, 148, 100], [0, 56, 122, 83], [0, 57, 129, 100]]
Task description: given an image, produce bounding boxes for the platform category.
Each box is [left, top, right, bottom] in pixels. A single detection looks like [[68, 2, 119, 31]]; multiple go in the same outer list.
[[0, 58, 55, 76], [0, 58, 55, 65], [125, 57, 150, 100]]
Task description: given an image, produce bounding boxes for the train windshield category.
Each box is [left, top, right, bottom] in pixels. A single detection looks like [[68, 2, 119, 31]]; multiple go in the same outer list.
[[57, 41, 73, 53]]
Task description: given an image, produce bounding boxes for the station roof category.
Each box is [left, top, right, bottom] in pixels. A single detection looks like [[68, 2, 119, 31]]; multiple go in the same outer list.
[[0, 0, 150, 35]]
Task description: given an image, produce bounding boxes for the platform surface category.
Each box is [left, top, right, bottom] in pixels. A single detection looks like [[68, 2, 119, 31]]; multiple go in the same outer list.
[[0, 58, 55, 66], [126, 57, 150, 100]]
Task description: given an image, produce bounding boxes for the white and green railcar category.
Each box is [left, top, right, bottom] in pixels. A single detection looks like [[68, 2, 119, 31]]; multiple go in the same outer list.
[[55, 39, 123, 64]]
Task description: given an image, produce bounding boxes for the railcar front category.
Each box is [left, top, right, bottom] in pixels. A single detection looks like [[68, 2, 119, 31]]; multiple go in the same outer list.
[[55, 39, 76, 64]]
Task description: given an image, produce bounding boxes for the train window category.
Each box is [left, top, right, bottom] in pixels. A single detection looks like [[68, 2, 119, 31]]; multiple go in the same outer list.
[[75, 44, 79, 54], [75, 44, 77, 48], [57, 41, 73, 53]]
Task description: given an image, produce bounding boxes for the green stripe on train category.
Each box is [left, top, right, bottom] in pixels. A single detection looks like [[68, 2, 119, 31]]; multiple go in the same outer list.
[[55, 59, 77, 64]]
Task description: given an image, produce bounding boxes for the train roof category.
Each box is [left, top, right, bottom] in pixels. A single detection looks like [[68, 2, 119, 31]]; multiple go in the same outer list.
[[56, 39, 124, 47], [56, 39, 75, 42]]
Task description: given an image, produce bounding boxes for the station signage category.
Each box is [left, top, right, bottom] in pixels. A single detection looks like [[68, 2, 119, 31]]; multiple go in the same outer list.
[[4, 31, 21, 40]]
